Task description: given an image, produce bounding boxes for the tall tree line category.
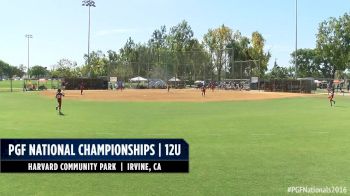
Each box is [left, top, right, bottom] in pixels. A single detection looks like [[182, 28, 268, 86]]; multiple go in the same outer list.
[[0, 60, 24, 80], [3, 13, 350, 82], [77, 20, 271, 81], [1, 20, 270, 81], [290, 12, 350, 79]]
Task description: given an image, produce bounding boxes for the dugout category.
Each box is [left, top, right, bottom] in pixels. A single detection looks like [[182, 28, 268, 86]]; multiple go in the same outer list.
[[263, 79, 315, 93], [63, 77, 108, 90]]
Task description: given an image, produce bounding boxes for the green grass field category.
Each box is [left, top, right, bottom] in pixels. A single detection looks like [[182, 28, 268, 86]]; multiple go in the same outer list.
[[0, 92, 349, 195]]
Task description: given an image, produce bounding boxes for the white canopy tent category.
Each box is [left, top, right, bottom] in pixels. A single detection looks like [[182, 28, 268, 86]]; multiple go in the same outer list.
[[194, 80, 204, 84], [168, 77, 181, 82], [129, 76, 148, 82], [314, 80, 322, 84]]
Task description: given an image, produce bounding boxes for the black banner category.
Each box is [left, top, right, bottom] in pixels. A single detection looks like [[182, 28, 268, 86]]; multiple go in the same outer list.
[[0, 139, 189, 173], [1, 161, 188, 173]]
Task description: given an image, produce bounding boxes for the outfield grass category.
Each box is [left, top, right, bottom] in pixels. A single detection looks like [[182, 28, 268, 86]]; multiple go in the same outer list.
[[0, 92, 349, 195]]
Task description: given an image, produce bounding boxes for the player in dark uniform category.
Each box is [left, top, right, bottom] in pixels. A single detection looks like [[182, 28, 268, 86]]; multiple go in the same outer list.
[[56, 89, 65, 114], [119, 81, 124, 91], [328, 90, 335, 107], [80, 81, 84, 95], [201, 86, 206, 97], [211, 82, 215, 92]]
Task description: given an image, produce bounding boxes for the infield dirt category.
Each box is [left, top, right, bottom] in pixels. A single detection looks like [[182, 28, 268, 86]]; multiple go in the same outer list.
[[40, 89, 309, 102]]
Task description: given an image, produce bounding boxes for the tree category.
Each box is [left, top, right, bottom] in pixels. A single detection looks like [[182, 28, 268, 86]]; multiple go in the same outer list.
[[17, 64, 26, 78], [105, 50, 119, 77], [0, 60, 10, 79], [9, 66, 23, 78], [168, 20, 194, 51], [316, 13, 350, 79], [266, 60, 289, 79], [249, 31, 271, 77], [290, 48, 322, 78], [29, 66, 48, 79], [51, 58, 78, 78], [203, 24, 233, 81], [149, 25, 167, 66], [286, 66, 295, 78], [119, 37, 138, 78], [83, 50, 106, 77], [168, 20, 195, 78], [184, 39, 211, 81], [227, 31, 252, 78], [72, 20, 274, 82], [0, 60, 23, 79]]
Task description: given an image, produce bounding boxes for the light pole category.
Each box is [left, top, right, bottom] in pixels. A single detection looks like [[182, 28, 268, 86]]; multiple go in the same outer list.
[[25, 34, 33, 79], [295, 0, 298, 78], [82, 0, 96, 72]]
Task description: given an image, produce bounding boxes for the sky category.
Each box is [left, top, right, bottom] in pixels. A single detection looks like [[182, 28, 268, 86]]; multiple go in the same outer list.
[[0, 0, 349, 70]]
